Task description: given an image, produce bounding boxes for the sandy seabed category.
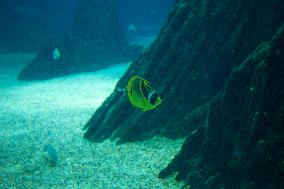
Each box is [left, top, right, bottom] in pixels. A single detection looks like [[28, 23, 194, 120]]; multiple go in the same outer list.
[[0, 53, 184, 188]]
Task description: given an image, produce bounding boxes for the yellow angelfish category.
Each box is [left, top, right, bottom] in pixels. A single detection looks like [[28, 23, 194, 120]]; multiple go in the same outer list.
[[127, 76, 162, 111]]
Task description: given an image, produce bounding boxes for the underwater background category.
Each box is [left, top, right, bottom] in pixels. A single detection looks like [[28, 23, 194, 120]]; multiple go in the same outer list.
[[0, 0, 284, 188]]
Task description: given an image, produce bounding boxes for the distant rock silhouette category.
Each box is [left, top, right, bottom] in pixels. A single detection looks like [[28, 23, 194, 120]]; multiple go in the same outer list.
[[71, 0, 140, 66]]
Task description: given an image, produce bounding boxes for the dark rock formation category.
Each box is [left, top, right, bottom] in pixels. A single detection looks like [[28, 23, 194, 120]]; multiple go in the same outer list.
[[18, 0, 141, 80], [83, 0, 284, 144], [159, 24, 284, 189], [83, 0, 284, 188]]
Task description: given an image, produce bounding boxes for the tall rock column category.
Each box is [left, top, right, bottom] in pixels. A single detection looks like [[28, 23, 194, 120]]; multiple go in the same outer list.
[[83, 0, 284, 144], [71, 0, 137, 65]]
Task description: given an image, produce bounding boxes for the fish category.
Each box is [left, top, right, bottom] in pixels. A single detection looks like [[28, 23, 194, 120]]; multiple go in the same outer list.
[[127, 24, 139, 32], [44, 144, 58, 166], [126, 76, 162, 111], [53, 48, 60, 60]]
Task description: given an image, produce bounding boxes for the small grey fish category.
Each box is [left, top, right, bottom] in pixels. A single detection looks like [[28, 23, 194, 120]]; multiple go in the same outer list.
[[44, 144, 58, 166]]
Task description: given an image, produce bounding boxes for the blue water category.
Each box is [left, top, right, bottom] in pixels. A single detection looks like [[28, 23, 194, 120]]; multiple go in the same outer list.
[[0, 0, 172, 52]]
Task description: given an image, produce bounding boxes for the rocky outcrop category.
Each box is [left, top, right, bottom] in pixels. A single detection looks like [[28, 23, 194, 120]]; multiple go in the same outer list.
[[83, 0, 284, 144], [159, 24, 284, 189], [18, 0, 140, 80]]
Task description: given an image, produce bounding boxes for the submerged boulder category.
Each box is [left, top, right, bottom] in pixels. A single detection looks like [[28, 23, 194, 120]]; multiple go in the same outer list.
[[159, 23, 284, 189], [18, 0, 141, 80]]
